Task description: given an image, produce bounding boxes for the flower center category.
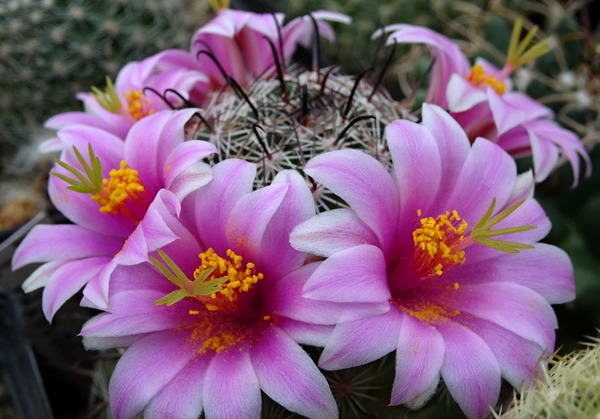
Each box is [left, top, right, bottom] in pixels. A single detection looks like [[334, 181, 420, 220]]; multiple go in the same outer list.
[[90, 161, 149, 223], [465, 64, 506, 95], [411, 209, 468, 279], [124, 88, 154, 121], [193, 248, 264, 313]]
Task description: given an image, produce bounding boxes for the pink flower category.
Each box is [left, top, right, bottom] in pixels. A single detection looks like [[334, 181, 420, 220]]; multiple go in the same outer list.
[[80, 161, 345, 419], [289, 104, 575, 419], [191, 9, 350, 93], [42, 51, 208, 151], [12, 109, 217, 320], [375, 23, 591, 185]]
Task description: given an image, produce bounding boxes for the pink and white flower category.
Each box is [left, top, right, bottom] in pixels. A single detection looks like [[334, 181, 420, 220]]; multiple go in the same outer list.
[[42, 51, 208, 151], [289, 104, 575, 419], [375, 23, 591, 185], [191, 9, 351, 93], [12, 109, 216, 320], [80, 161, 348, 419]]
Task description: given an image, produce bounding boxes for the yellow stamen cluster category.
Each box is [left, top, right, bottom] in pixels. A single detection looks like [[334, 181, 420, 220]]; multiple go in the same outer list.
[[91, 161, 145, 215], [412, 210, 468, 277], [466, 64, 506, 95], [190, 316, 245, 354], [194, 248, 264, 311], [124, 89, 154, 121]]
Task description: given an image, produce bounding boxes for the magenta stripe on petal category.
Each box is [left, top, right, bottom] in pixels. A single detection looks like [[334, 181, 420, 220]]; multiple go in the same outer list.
[[290, 208, 380, 258], [203, 350, 261, 419], [12, 224, 123, 269], [256, 170, 315, 281], [305, 149, 398, 254], [251, 327, 337, 419], [190, 159, 256, 255], [456, 313, 545, 389], [108, 329, 198, 419], [438, 321, 501, 419], [303, 245, 391, 303], [144, 354, 211, 419], [391, 311, 445, 406], [319, 308, 402, 370]]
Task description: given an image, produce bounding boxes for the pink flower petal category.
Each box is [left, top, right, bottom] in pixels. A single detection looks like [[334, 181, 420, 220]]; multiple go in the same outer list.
[[43, 256, 110, 321], [251, 327, 337, 419], [487, 88, 529, 135], [528, 125, 559, 183], [267, 263, 389, 325], [447, 243, 574, 304], [303, 245, 391, 303], [256, 170, 315, 281], [108, 329, 198, 419], [290, 208, 379, 257], [114, 189, 184, 267], [391, 311, 445, 406], [144, 355, 211, 419], [442, 282, 557, 351], [446, 137, 516, 223], [377, 25, 470, 108], [386, 119, 441, 238], [502, 92, 552, 120], [304, 149, 398, 254], [421, 104, 470, 212], [187, 159, 256, 256], [438, 321, 501, 419], [162, 139, 217, 199], [276, 317, 333, 347], [319, 308, 402, 370], [81, 290, 199, 337], [21, 261, 68, 293], [12, 224, 122, 269], [125, 110, 200, 193], [203, 350, 261, 419], [447, 73, 488, 113], [457, 313, 545, 389], [226, 181, 288, 275]]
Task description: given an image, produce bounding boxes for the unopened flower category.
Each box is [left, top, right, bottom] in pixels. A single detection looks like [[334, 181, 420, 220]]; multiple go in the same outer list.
[[12, 109, 216, 319], [289, 104, 575, 419], [376, 20, 591, 185], [81, 161, 344, 419]]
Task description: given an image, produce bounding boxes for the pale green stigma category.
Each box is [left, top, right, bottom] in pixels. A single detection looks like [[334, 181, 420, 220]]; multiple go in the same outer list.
[[50, 144, 103, 195], [207, 0, 230, 12], [471, 198, 537, 253], [506, 18, 553, 69], [150, 249, 229, 306], [91, 76, 123, 114]]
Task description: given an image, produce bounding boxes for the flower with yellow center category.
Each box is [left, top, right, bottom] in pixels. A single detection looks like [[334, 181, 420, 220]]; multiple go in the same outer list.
[[51, 144, 150, 224], [290, 108, 574, 419]]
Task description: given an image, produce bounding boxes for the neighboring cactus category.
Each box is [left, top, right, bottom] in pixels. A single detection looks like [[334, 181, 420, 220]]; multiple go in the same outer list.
[[197, 68, 413, 211], [495, 337, 600, 419], [0, 0, 211, 164]]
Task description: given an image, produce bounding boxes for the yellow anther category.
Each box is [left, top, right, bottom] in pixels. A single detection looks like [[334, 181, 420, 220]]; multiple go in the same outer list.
[[123, 88, 154, 121], [193, 248, 264, 311], [466, 64, 506, 95], [91, 161, 146, 219], [412, 210, 468, 278], [189, 310, 200, 315]]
